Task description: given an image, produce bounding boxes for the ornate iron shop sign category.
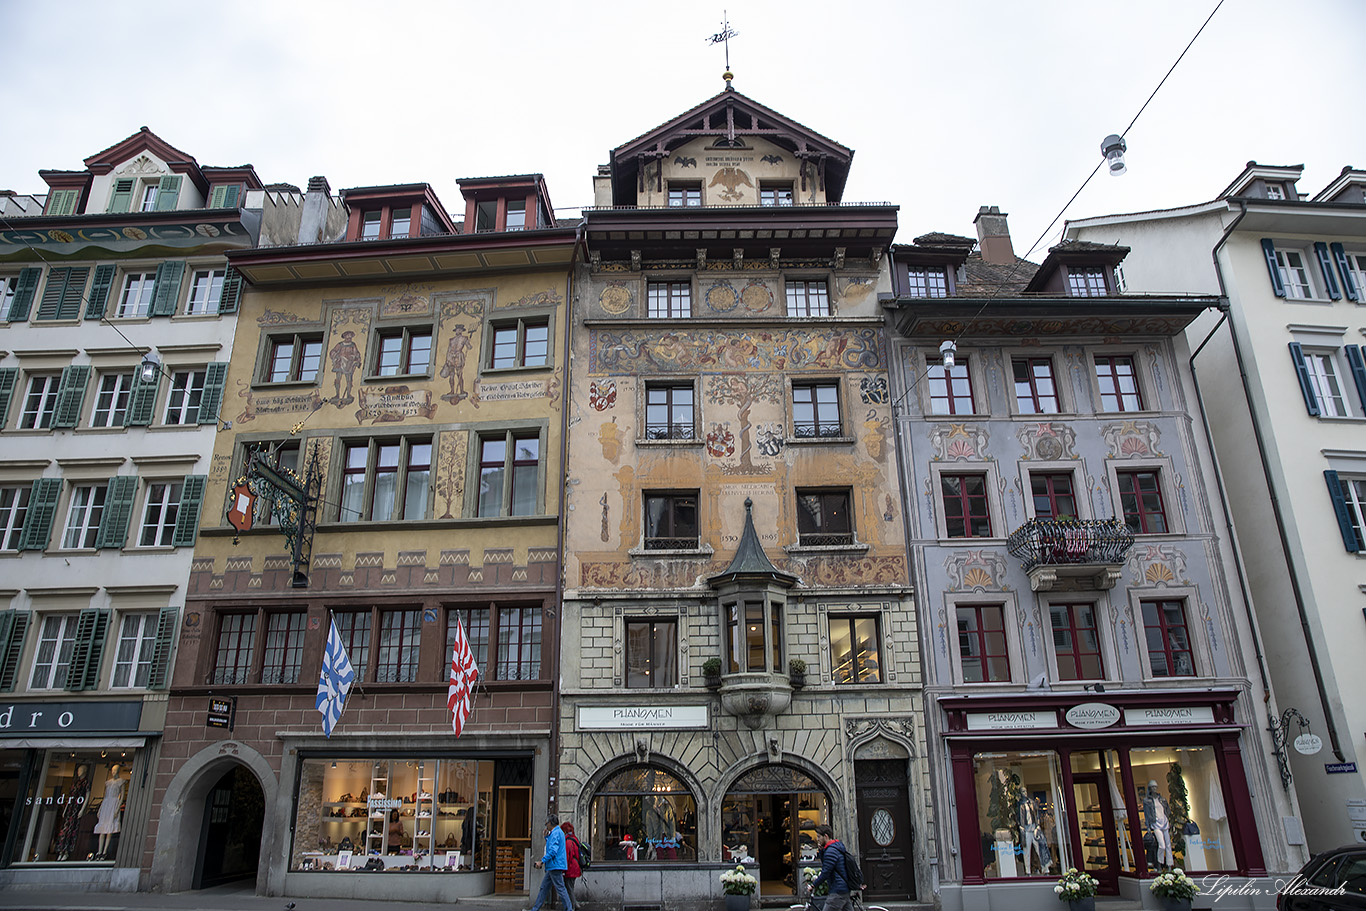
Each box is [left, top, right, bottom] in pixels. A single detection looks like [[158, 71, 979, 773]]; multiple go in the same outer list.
[[227, 440, 322, 588]]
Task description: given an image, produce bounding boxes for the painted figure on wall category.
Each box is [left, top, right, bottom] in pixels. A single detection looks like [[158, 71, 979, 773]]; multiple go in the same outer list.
[[329, 330, 363, 405], [440, 324, 473, 404]]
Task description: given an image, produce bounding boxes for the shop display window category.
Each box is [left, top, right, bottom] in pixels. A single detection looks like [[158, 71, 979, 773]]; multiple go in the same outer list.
[[721, 766, 829, 896], [291, 758, 493, 872], [14, 750, 137, 864], [1127, 746, 1233, 873], [590, 765, 697, 863], [972, 751, 1066, 879]]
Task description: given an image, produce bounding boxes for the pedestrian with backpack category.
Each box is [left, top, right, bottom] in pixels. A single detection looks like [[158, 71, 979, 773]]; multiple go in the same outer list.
[[807, 824, 866, 911], [561, 821, 584, 904]]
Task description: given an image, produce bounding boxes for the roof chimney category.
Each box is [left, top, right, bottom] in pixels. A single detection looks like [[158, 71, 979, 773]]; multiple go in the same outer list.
[[298, 176, 332, 245], [974, 205, 1015, 266]]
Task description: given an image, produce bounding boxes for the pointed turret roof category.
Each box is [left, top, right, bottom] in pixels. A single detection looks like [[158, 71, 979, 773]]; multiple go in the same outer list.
[[709, 498, 797, 589]]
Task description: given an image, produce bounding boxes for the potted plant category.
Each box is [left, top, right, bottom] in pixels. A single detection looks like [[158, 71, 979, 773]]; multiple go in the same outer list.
[[703, 657, 723, 688], [1149, 867, 1199, 911], [789, 658, 807, 688], [1054, 867, 1100, 911], [720, 863, 757, 911], [802, 865, 829, 909]]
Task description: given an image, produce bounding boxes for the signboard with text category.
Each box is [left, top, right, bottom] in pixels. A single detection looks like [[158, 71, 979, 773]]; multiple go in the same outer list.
[[578, 705, 709, 730]]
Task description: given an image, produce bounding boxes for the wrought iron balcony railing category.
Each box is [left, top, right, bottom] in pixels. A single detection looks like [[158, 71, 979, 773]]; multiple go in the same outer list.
[[1006, 518, 1135, 572]]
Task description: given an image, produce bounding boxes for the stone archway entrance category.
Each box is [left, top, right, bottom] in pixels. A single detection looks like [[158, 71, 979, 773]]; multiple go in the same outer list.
[[721, 766, 829, 903], [193, 765, 265, 889]]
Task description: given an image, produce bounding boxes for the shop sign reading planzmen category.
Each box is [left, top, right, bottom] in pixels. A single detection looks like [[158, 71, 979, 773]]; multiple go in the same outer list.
[[964, 710, 1055, 731], [1065, 703, 1122, 730], [578, 705, 709, 730]]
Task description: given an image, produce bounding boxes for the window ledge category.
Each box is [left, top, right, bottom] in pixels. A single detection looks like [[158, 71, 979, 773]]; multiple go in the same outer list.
[[628, 544, 715, 559], [635, 437, 705, 448], [785, 435, 855, 446], [252, 380, 319, 391], [147, 424, 209, 432], [784, 542, 869, 556], [1316, 415, 1366, 423], [480, 365, 552, 377], [174, 312, 221, 321], [74, 426, 130, 434], [365, 372, 433, 383], [131, 545, 177, 554]]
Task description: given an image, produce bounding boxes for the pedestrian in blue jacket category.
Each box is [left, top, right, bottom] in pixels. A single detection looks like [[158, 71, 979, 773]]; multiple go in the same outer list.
[[809, 824, 853, 911], [526, 814, 572, 911]]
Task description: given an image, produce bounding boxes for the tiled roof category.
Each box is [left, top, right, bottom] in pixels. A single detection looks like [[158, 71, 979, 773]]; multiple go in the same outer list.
[[912, 231, 975, 247], [956, 252, 1040, 297], [1047, 239, 1130, 255]]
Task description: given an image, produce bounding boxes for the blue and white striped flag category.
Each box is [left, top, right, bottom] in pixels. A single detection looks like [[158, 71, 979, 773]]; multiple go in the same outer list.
[[316, 618, 356, 737]]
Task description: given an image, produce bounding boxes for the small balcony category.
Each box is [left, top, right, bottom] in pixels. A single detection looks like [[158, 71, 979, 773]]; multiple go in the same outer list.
[[1005, 518, 1134, 592], [719, 672, 794, 729]]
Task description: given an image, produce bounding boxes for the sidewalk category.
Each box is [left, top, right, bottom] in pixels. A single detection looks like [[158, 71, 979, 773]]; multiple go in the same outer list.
[[0, 881, 534, 911]]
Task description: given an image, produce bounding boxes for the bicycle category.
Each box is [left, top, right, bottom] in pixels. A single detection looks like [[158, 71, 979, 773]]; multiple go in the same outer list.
[[789, 889, 891, 911]]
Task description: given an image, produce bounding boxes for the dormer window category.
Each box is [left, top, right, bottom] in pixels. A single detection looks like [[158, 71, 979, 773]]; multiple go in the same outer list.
[[361, 210, 382, 240], [759, 183, 793, 207], [1067, 267, 1108, 297], [354, 205, 416, 242], [390, 207, 411, 238], [908, 266, 949, 298], [475, 201, 497, 232], [505, 200, 526, 231], [668, 183, 702, 207], [1266, 184, 1285, 200], [140, 184, 160, 212]]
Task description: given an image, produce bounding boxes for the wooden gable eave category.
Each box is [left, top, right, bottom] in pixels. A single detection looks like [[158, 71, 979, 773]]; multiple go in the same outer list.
[[886, 295, 1218, 340], [81, 127, 209, 194]]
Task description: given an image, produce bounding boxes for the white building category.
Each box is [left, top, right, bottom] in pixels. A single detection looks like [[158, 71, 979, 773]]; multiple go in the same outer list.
[[0, 128, 263, 889], [1068, 162, 1366, 851]]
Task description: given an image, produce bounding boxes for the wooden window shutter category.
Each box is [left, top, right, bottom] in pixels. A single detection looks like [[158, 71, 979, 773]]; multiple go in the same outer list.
[[0, 611, 32, 693], [146, 606, 180, 689], [218, 264, 243, 314], [96, 475, 138, 550], [85, 264, 118, 319], [66, 608, 111, 691], [108, 178, 134, 213], [36, 267, 71, 321], [1324, 470, 1361, 553], [149, 261, 185, 317], [46, 189, 80, 216], [1331, 243, 1359, 302], [6, 267, 43, 321], [53, 364, 92, 428], [1260, 239, 1286, 297], [124, 371, 161, 427], [1347, 345, 1366, 413], [172, 475, 208, 547], [1288, 342, 1322, 416], [1314, 242, 1341, 300], [154, 175, 182, 211], [57, 267, 89, 320], [198, 363, 229, 425], [19, 478, 63, 551], [209, 185, 241, 208], [0, 367, 17, 429]]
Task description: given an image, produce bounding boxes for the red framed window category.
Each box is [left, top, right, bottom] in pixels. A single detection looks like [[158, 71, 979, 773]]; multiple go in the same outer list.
[[496, 605, 542, 680], [1013, 357, 1060, 414], [957, 604, 1009, 682], [1049, 603, 1103, 680], [375, 608, 421, 683], [211, 613, 257, 685], [928, 358, 974, 415], [941, 474, 992, 538], [332, 610, 372, 678], [1141, 599, 1195, 677], [1095, 355, 1143, 411], [1031, 473, 1077, 519], [1117, 470, 1168, 533]]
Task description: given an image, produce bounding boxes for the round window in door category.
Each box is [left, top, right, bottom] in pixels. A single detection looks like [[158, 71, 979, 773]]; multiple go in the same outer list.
[[870, 808, 895, 847]]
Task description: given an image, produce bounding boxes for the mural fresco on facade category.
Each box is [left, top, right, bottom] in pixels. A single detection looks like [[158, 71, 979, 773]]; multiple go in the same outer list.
[[1102, 420, 1164, 459], [355, 385, 437, 424], [380, 283, 435, 317], [928, 423, 992, 461], [589, 326, 883, 374], [705, 373, 782, 474], [439, 324, 473, 404], [1017, 422, 1078, 461], [434, 430, 468, 519]]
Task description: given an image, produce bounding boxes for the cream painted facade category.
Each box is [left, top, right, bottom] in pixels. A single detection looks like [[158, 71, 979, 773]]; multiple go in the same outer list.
[[1068, 164, 1366, 851]]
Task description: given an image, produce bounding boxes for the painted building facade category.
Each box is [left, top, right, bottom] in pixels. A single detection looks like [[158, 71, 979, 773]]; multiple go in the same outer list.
[[885, 211, 1307, 911], [143, 175, 576, 902], [558, 85, 927, 911], [0, 129, 260, 890], [1068, 163, 1366, 851]]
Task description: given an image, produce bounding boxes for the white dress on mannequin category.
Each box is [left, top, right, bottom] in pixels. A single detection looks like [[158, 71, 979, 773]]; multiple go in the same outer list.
[[93, 776, 125, 835]]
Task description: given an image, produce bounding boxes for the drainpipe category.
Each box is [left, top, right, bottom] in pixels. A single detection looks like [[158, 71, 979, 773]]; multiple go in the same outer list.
[[549, 218, 588, 817], [1197, 199, 1345, 763]]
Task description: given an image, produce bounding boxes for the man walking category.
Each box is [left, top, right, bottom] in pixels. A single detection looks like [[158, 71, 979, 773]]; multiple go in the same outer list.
[[808, 824, 860, 911], [526, 814, 573, 911]]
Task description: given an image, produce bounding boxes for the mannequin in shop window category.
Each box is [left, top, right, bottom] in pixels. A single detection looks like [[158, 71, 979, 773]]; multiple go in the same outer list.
[[55, 763, 92, 861], [93, 764, 128, 860], [1017, 792, 1052, 874], [1143, 780, 1174, 868]]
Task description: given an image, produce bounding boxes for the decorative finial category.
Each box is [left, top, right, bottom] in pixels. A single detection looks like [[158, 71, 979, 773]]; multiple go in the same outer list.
[[707, 11, 738, 90], [744, 496, 753, 513]]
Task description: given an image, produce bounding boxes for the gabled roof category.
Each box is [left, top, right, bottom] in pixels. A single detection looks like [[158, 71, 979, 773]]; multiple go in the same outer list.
[[83, 126, 199, 173], [1312, 166, 1366, 203], [1218, 160, 1304, 200], [607, 89, 854, 204], [1023, 240, 1128, 294]]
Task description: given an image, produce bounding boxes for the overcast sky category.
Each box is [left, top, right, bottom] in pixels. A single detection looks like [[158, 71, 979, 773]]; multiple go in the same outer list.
[[3, 0, 1362, 258]]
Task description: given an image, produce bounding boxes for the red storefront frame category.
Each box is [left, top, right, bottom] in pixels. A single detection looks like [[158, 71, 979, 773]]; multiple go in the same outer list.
[[941, 689, 1266, 887]]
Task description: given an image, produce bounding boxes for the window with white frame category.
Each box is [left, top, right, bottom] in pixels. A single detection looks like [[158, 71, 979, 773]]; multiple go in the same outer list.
[[759, 183, 793, 207], [91, 372, 134, 427], [164, 369, 207, 424], [29, 613, 80, 689], [1335, 475, 1366, 551], [111, 612, 158, 688], [1275, 249, 1314, 299], [1346, 251, 1366, 296], [139, 480, 181, 546], [20, 374, 61, 429], [647, 281, 691, 319], [185, 268, 226, 315], [786, 280, 830, 317], [1066, 267, 1108, 297], [1304, 350, 1350, 416], [906, 266, 949, 298], [116, 272, 157, 318], [62, 483, 107, 548], [0, 485, 30, 551], [1, 274, 18, 317]]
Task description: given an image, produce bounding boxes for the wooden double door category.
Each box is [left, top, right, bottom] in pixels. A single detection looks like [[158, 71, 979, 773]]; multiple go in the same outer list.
[[854, 759, 915, 900]]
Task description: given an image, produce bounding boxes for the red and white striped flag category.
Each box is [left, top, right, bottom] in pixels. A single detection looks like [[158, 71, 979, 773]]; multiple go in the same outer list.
[[447, 618, 479, 736]]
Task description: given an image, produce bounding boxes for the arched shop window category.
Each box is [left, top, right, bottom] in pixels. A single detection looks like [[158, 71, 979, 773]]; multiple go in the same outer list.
[[591, 765, 697, 863], [721, 765, 829, 871]]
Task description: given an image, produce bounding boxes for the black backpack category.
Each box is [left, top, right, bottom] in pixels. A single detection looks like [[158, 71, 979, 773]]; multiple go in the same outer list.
[[571, 833, 591, 869], [841, 843, 864, 890]]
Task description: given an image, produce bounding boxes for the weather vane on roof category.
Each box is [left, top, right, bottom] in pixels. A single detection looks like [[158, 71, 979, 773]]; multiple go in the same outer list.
[[707, 11, 738, 88]]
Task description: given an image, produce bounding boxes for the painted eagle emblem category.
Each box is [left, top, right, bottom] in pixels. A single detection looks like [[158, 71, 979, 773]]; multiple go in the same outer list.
[[674, 156, 697, 168], [761, 154, 783, 164], [708, 167, 753, 201]]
